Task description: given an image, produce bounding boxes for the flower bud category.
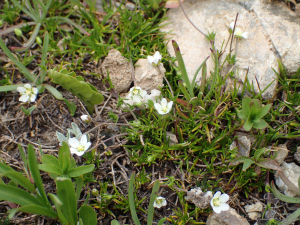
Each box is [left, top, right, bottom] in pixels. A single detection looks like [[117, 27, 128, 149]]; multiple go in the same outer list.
[[36, 37, 42, 45], [14, 28, 23, 37], [80, 114, 92, 123], [92, 188, 99, 196]]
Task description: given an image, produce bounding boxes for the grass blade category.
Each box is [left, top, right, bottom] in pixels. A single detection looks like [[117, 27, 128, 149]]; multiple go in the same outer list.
[[128, 172, 141, 225]]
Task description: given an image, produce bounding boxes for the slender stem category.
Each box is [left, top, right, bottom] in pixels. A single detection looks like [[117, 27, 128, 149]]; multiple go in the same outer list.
[[229, 13, 239, 58], [179, 0, 206, 37]]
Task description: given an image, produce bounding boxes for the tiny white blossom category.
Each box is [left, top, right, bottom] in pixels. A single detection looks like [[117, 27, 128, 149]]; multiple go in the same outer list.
[[127, 87, 147, 104], [147, 51, 162, 66], [153, 196, 167, 208], [210, 191, 229, 213], [68, 135, 91, 156], [81, 114, 91, 123], [17, 84, 38, 103], [154, 98, 173, 115], [229, 22, 248, 39]]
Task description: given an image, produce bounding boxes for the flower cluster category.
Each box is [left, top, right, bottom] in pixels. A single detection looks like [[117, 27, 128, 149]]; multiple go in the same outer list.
[[17, 84, 38, 103], [122, 87, 173, 115], [147, 51, 162, 66], [123, 87, 161, 107], [229, 22, 248, 39]]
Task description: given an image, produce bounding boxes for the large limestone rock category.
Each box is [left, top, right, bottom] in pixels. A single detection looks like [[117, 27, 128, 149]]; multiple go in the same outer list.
[[161, 0, 279, 99], [101, 49, 132, 94], [251, 0, 300, 74]]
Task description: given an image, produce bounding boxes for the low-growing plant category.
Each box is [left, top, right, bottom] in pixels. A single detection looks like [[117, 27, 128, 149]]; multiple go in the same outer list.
[[237, 97, 272, 131], [111, 172, 166, 225], [38, 142, 95, 179], [0, 144, 97, 225]]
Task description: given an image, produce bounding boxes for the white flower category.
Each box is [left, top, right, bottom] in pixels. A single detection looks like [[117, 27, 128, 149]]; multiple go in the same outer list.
[[210, 191, 230, 213], [17, 84, 38, 103], [68, 135, 91, 156], [153, 196, 167, 208], [147, 51, 162, 66], [154, 98, 173, 115], [143, 89, 161, 103], [127, 87, 147, 104], [229, 22, 248, 39], [81, 114, 91, 123]]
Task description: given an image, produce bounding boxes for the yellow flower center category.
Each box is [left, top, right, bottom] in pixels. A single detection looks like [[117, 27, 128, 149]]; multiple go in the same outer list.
[[77, 145, 85, 152], [25, 89, 32, 95], [213, 198, 221, 206], [156, 199, 164, 205], [133, 89, 140, 95]]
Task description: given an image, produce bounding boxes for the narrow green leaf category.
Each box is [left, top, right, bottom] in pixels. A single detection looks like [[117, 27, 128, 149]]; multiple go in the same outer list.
[[243, 117, 253, 131], [41, 155, 60, 167], [147, 180, 160, 225], [56, 178, 78, 225], [178, 81, 191, 101], [241, 97, 252, 117], [40, 32, 50, 83], [62, 151, 70, 173], [67, 165, 95, 177], [28, 144, 49, 205], [48, 193, 69, 225], [254, 148, 266, 161], [280, 208, 300, 225], [2, 171, 35, 193], [271, 182, 300, 204], [0, 85, 19, 92], [75, 176, 84, 201], [253, 119, 269, 129], [79, 205, 97, 225], [0, 38, 38, 83], [111, 220, 121, 225], [157, 218, 167, 225], [192, 57, 208, 87], [38, 164, 63, 175], [0, 162, 14, 174], [18, 144, 28, 174], [228, 156, 250, 167], [44, 84, 63, 100], [0, 184, 44, 206], [172, 40, 194, 98], [9, 204, 57, 219], [242, 158, 255, 171], [59, 143, 71, 168], [128, 172, 141, 225], [256, 104, 272, 119]]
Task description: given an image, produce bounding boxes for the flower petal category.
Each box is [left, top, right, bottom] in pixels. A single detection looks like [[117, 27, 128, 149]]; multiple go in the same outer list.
[[24, 84, 31, 89], [161, 98, 168, 107], [219, 194, 229, 203], [30, 94, 37, 102], [154, 103, 162, 112], [219, 203, 229, 211], [167, 101, 173, 110], [32, 87, 38, 94], [213, 205, 222, 213], [147, 56, 154, 64], [19, 95, 29, 102], [17, 87, 26, 93], [84, 142, 91, 151], [213, 191, 221, 198], [69, 138, 80, 148]]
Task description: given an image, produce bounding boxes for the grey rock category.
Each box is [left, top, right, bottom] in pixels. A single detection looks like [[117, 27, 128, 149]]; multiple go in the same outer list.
[[185, 188, 213, 209], [273, 143, 289, 165], [134, 58, 165, 94], [161, 0, 278, 99], [294, 146, 300, 163], [206, 207, 250, 225], [230, 135, 251, 157], [101, 49, 132, 94], [166, 132, 178, 146]]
